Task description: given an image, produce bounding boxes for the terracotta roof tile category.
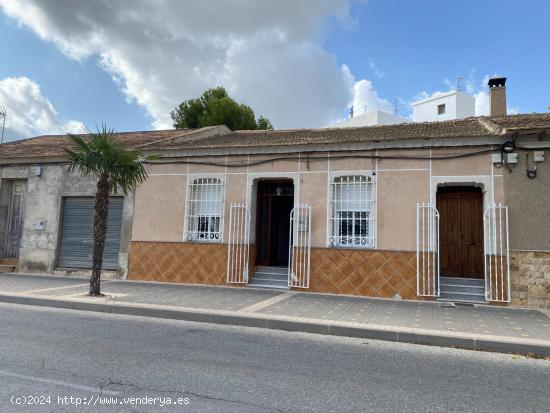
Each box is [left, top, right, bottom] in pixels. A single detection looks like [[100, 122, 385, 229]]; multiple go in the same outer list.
[[487, 112, 550, 131], [0, 129, 197, 159], [1, 113, 550, 161], [152, 117, 493, 151]]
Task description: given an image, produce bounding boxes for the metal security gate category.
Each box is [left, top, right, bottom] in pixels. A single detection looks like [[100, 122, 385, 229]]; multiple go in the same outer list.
[[57, 197, 123, 269], [6, 181, 26, 258], [484, 204, 510, 302], [226, 203, 250, 283], [416, 203, 440, 297], [288, 204, 312, 288]]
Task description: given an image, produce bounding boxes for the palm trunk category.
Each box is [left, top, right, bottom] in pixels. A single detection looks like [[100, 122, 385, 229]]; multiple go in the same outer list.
[[90, 176, 110, 296]]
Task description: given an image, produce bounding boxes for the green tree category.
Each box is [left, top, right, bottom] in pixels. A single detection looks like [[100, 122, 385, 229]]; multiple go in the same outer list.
[[171, 87, 273, 130], [256, 116, 273, 130], [65, 126, 154, 296]]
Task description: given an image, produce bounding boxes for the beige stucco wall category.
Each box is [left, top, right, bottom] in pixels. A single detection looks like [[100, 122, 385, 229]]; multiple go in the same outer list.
[[132, 169, 187, 242], [377, 170, 430, 251], [431, 147, 492, 176], [187, 156, 227, 174], [504, 148, 550, 251], [298, 172, 328, 248], [132, 148, 496, 252]]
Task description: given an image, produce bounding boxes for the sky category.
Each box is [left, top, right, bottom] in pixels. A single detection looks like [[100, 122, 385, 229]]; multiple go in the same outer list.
[[0, 0, 549, 142]]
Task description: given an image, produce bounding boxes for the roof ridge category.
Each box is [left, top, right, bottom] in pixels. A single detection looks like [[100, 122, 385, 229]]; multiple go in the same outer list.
[[134, 129, 201, 149], [476, 116, 506, 136], [135, 125, 231, 149]]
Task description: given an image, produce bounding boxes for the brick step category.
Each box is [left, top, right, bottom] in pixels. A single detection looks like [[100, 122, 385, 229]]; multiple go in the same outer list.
[[0, 265, 16, 273], [247, 267, 289, 289], [254, 266, 288, 275], [0, 258, 17, 266], [247, 278, 289, 289], [438, 292, 486, 303], [251, 272, 288, 281], [440, 277, 484, 287], [440, 285, 485, 295]]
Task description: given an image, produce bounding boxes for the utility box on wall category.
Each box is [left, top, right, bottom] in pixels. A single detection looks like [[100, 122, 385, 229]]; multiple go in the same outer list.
[[533, 151, 545, 162], [506, 153, 518, 164], [32, 220, 47, 231]]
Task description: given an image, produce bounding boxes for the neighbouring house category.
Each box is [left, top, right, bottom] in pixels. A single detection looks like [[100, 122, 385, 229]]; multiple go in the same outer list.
[[326, 110, 407, 128], [0, 78, 548, 308], [412, 89, 476, 122], [0, 127, 228, 277]]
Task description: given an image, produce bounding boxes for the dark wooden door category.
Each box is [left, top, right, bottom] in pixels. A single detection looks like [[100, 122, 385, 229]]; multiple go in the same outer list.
[[255, 180, 294, 267], [437, 188, 484, 279]]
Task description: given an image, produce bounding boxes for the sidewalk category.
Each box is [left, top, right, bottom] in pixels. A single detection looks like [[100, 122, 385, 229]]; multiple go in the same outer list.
[[0, 273, 549, 357]]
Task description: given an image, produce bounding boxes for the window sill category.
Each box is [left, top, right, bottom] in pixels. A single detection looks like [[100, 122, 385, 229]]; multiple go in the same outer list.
[[328, 244, 376, 250], [184, 239, 223, 244]]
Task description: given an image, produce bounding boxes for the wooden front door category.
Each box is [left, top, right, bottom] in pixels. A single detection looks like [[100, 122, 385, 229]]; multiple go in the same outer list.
[[255, 180, 294, 267], [437, 187, 484, 279]]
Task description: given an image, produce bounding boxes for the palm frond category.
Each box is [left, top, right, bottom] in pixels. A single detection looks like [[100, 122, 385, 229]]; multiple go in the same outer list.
[[65, 124, 154, 195]]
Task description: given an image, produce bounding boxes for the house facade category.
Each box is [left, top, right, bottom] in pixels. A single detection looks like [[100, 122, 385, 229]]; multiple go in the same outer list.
[[127, 113, 550, 309], [0, 128, 224, 277], [0, 95, 548, 309]]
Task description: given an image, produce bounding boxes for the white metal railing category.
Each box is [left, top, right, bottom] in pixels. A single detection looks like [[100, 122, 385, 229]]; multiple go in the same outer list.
[[483, 204, 510, 302], [288, 204, 312, 288], [416, 203, 440, 297], [226, 203, 250, 284]]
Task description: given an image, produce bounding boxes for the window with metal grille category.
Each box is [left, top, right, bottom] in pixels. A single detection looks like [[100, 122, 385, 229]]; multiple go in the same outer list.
[[185, 178, 224, 242], [329, 175, 375, 248]]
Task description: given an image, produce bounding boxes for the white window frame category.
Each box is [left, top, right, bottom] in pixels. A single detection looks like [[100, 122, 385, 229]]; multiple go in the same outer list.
[[184, 176, 225, 243], [328, 173, 376, 249]]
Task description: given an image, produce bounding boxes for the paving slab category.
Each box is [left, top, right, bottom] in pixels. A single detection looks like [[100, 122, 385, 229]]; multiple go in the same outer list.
[[0, 273, 89, 293], [39, 279, 284, 312], [0, 273, 549, 356]]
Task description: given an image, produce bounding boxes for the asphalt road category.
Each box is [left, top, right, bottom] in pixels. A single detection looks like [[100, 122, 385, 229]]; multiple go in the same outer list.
[[0, 303, 547, 412]]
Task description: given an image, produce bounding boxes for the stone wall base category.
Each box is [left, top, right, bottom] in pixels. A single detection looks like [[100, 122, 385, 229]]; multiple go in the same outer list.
[[128, 242, 419, 299], [511, 251, 550, 309], [305, 248, 418, 299], [128, 241, 228, 285], [124, 243, 550, 309]]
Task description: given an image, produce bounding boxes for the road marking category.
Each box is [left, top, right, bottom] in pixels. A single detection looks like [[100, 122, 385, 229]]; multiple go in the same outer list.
[[239, 292, 295, 313], [0, 369, 119, 395]]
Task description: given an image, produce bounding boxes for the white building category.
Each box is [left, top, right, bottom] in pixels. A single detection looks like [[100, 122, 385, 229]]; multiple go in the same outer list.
[[327, 110, 407, 128], [412, 90, 475, 122]]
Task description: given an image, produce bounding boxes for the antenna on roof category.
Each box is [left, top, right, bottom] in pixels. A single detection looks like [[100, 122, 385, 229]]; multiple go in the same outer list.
[[393, 99, 398, 115], [456, 77, 463, 92], [349, 105, 354, 119], [0, 106, 6, 144]]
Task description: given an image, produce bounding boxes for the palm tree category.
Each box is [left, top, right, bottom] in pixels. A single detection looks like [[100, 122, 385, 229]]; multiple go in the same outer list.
[[65, 125, 152, 296]]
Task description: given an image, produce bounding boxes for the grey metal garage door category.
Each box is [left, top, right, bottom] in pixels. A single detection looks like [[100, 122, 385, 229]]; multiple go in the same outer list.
[[57, 197, 123, 269]]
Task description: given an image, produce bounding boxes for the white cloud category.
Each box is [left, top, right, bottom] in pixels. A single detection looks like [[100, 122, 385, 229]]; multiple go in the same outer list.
[[368, 59, 385, 80], [342, 64, 393, 117], [0, 0, 375, 129], [0, 77, 84, 141]]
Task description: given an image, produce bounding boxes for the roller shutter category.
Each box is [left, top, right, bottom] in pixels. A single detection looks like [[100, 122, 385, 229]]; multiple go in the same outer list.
[[57, 197, 123, 269]]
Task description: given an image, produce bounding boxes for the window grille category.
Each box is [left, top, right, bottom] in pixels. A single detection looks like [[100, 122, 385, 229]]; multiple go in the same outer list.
[[185, 178, 224, 242], [329, 175, 375, 248]]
